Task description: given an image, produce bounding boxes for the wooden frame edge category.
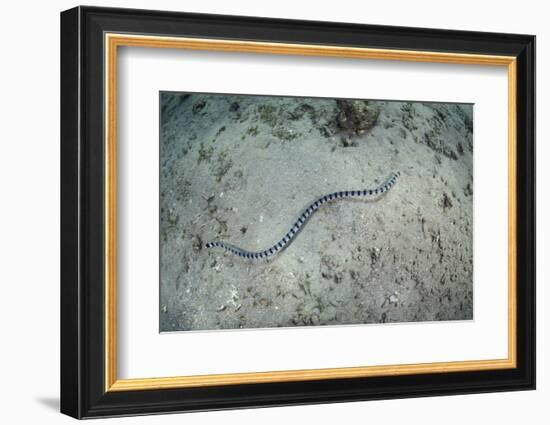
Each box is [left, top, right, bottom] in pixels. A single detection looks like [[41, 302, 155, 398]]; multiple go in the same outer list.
[[105, 32, 118, 390], [507, 59, 518, 369], [108, 358, 516, 391], [104, 33, 518, 392]]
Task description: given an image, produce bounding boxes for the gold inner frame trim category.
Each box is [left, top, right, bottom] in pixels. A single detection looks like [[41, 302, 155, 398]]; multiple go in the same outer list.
[[104, 33, 518, 392]]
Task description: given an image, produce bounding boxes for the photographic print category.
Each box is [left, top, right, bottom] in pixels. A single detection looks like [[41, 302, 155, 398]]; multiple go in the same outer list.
[[159, 92, 473, 332]]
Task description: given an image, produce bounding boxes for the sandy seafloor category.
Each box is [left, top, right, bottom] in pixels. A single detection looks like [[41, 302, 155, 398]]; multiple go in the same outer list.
[[159, 92, 473, 332]]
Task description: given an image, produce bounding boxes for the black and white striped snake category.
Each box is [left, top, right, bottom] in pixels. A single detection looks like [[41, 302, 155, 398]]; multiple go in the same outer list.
[[205, 171, 400, 259]]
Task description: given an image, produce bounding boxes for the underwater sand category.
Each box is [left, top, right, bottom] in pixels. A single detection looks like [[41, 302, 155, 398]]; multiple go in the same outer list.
[[159, 93, 473, 332]]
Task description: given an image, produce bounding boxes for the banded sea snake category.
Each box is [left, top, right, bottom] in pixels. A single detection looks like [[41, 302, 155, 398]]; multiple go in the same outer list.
[[205, 171, 400, 259]]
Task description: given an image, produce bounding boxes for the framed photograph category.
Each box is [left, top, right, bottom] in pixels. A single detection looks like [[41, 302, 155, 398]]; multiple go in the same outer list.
[[60, 6, 535, 419]]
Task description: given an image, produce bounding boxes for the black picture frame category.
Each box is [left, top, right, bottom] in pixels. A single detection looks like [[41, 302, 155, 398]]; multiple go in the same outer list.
[[61, 5, 535, 419]]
